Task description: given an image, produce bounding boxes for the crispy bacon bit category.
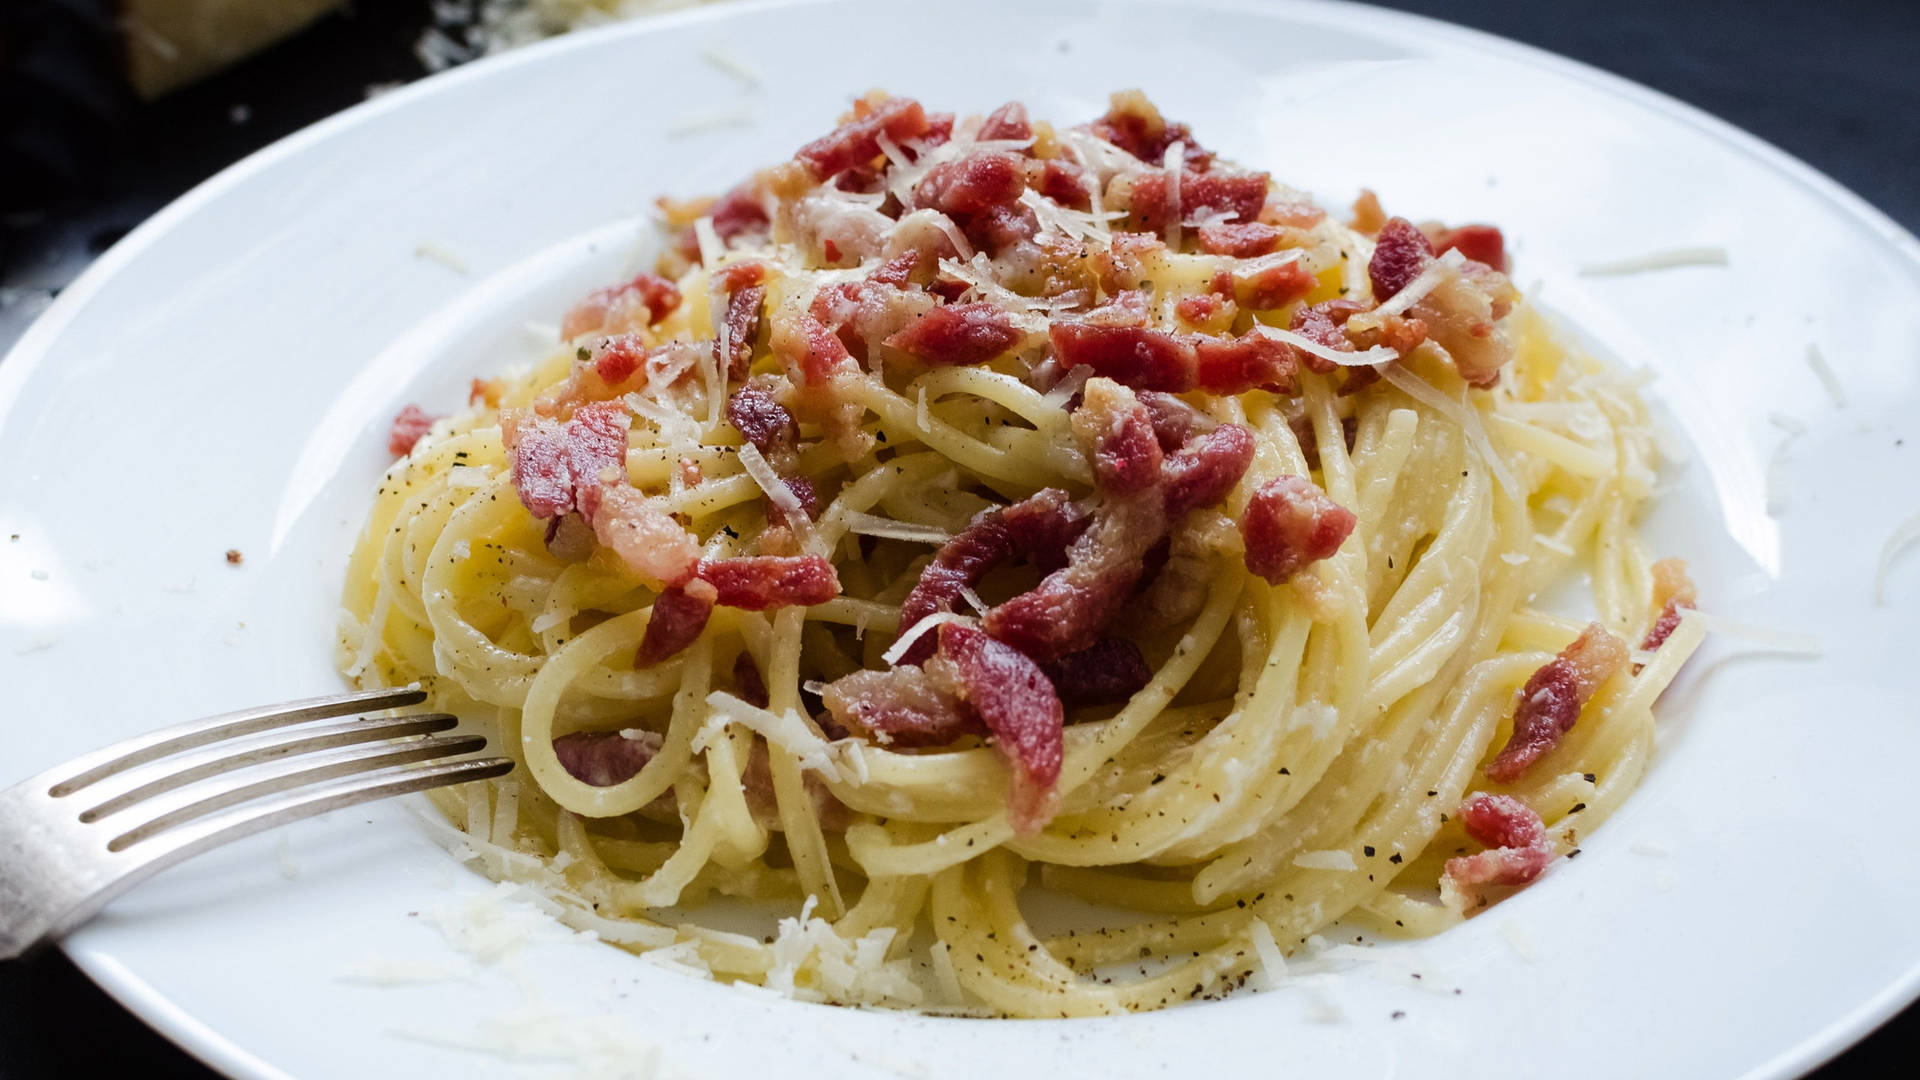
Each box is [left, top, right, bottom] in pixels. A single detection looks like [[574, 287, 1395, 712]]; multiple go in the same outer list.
[[714, 261, 767, 291], [1072, 376, 1164, 495], [896, 511, 1015, 664], [883, 303, 1024, 366], [697, 555, 840, 610], [553, 729, 661, 787], [868, 250, 922, 288], [678, 456, 703, 488], [1239, 475, 1354, 584], [768, 475, 818, 532], [708, 182, 771, 247], [977, 101, 1032, 142], [388, 404, 439, 457], [726, 384, 797, 456], [1261, 198, 1326, 229], [822, 663, 981, 748], [1417, 258, 1519, 388], [1350, 188, 1387, 234], [1442, 792, 1556, 901], [986, 497, 1156, 662], [1175, 293, 1228, 327], [1161, 422, 1255, 516], [1193, 331, 1297, 395], [1433, 223, 1508, 272], [1198, 221, 1283, 257], [796, 96, 930, 179], [509, 401, 629, 521], [1368, 217, 1434, 300], [1091, 90, 1211, 169], [1048, 320, 1197, 393], [1002, 488, 1091, 574], [790, 312, 856, 385], [1234, 260, 1317, 311], [1289, 299, 1362, 373], [937, 622, 1065, 833], [1041, 637, 1152, 706], [719, 284, 767, 381], [1036, 159, 1092, 211], [582, 482, 701, 586], [1124, 169, 1268, 235], [635, 578, 718, 667], [1487, 623, 1629, 783], [562, 272, 683, 340], [733, 652, 770, 709], [543, 512, 596, 561], [922, 111, 955, 148], [1139, 391, 1205, 451], [470, 378, 505, 408], [1640, 557, 1698, 652], [917, 151, 1027, 216], [809, 261, 938, 360]]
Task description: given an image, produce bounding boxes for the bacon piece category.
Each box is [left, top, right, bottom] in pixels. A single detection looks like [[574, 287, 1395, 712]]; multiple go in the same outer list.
[[1639, 557, 1698, 652], [697, 555, 840, 610], [921, 111, 955, 149], [1234, 260, 1317, 311], [1433, 223, 1508, 272], [1441, 792, 1556, 902], [718, 284, 766, 381], [562, 272, 682, 340], [1035, 159, 1092, 211], [1072, 376, 1164, 495], [1041, 637, 1152, 706], [809, 262, 938, 361], [1350, 189, 1387, 234], [635, 578, 718, 667], [553, 729, 662, 787], [581, 482, 701, 586], [1487, 623, 1630, 783], [1125, 169, 1269, 235], [709, 182, 771, 247], [1193, 331, 1297, 394], [1289, 299, 1362, 373], [733, 651, 770, 709], [592, 337, 647, 384], [986, 501, 1155, 662], [1139, 391, 1205, 451], [1002, 488, 1091, 574], [1261, 198, 1326, 229], [796, 96, 930, 179], [1090, 90, 1211, 169], [790, 312, 856, 385], [1416, 258, 1519, 388], [509, 401, 629, 521], [1368, 216, 1435, 300], [469, 378, 504, 408], [895, 511, 1015, 664], [1091, 235, 1165, 294], [937, 622, 1065, 833], [883, 302, 1024, 366], [725, 384, 797, 456], [1161, 422, 1254, 516], [780, 476, 818, 521], [1198, 221, 1283, 257], [1239, 476, 1355, 584], [976, 101, 1032, 142], [868, 250, 922, 289], [822, 663, 981, 748], [1175, 293, 1229, 328], [388, 404, 439, 457], [1048, 320, 1197, 393]]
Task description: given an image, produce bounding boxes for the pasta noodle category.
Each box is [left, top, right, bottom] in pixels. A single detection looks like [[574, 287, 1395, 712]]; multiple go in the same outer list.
[[338, 91, 1702, 1016]]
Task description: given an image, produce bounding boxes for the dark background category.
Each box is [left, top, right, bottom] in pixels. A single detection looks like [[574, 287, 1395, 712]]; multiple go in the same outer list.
[[1, 0, 1915, 1076]]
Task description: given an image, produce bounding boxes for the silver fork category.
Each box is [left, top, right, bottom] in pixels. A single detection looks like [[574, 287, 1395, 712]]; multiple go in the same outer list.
[[0, 686, 511, 960]]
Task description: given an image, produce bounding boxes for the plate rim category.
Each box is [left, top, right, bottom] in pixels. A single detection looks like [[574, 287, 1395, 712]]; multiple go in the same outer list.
[[9, 0, 1916, 1076]]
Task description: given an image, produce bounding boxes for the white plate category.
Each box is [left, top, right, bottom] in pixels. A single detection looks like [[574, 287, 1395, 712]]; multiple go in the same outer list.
[[3, 0, 1917, 1076]]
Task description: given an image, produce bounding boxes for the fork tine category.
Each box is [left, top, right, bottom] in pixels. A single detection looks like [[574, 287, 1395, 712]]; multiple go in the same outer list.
[[46, 686, 428, 798], [105, 734, 491, 850], [44, 756, 514, 946], [78, 714, 463, 825]]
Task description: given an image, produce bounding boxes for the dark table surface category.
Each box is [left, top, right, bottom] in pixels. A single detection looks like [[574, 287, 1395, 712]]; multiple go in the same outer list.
[[1, 0, 1915, 1076]]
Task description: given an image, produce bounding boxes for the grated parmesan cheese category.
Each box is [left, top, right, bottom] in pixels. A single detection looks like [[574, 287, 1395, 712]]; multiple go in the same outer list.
[[1247, 324, 1398, 369], [736, 441, 813, 546], [1161, 141, 1185, 249], [1874, 514, 1920, 606], [1805, 344, 1846, 408], [1577, 246, 1729, 276], [1682, 609, 1821, 655], [1361, 248, 1466, 323], [764, 896, 924, 1008], [841, 510, 952, 545], [700, 44, 761, 88], [881, 611, 972, 666], [1247, 919, 1288, 991], [1501, 919, 1536, 962], [413, 241, 470, 275]]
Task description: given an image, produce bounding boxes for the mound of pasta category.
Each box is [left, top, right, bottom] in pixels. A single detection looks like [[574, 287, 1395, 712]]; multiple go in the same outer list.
[[340, 91, 1702, 1016]]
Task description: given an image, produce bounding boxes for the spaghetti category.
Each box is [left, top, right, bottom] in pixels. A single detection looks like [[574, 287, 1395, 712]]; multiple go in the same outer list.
[[338, 91, 1701, 1016]]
